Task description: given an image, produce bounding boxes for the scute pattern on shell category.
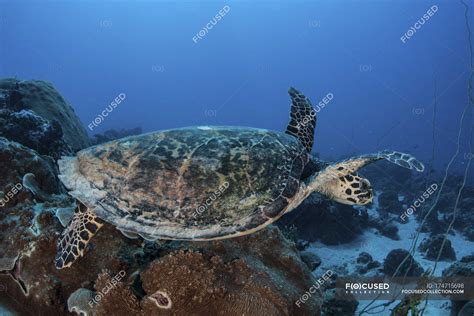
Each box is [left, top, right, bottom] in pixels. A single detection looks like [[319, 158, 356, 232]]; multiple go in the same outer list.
[[60, 127, 308, 240]]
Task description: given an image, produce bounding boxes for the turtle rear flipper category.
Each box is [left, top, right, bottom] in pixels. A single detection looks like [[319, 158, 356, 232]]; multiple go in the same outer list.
[[309, 150, 424, 205], [55, 203, 103, 269], [285, 87, 316, 153]]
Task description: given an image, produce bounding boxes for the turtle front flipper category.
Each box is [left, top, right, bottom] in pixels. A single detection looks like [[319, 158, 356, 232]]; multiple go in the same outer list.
[[333, 150, 425, 173], [308, 150, 424, 205], [55, 202, 103, 269], [285, 87, 316, 153]]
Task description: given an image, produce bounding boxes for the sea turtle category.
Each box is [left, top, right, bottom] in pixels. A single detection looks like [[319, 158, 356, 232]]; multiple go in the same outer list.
[[55, 87, 424, 269]]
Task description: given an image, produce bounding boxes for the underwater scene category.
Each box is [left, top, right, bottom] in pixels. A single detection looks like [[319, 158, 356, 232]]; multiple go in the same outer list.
[[0, 0, 473, 315]]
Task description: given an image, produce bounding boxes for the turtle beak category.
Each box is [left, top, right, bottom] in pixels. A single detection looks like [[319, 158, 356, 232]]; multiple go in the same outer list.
[[355, 178, 373, 205]]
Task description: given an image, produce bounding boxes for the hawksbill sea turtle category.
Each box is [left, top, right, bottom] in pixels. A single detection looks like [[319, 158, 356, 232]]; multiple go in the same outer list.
[[55, 87, 424, 269]]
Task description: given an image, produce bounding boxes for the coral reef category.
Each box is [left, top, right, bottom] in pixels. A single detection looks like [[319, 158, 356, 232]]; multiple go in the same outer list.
[[420, 175, 474, 238], [0, 137, 66, 306], [300, 251, 321, 271], [1, 208, 322, 315], [67, 288, 95, 315], [0, 108, 72, 158], [383, 249, 424, 277], [442, 254, 474, 315], [419, 234, 456, 261], [458, 301, 474, 316], [321, 288, 358, 316], [355, 252, 381, 275], [0, 78, 90, 151], [0, 218, 320, 315], [369, 216, 400, 240], [0, 138, 62, 205], [451, 192, 474, 241], [123, 246, 311, 315]]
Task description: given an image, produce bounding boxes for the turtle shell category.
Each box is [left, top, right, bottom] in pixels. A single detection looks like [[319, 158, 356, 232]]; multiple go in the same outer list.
[[58, 126, 308, 240]]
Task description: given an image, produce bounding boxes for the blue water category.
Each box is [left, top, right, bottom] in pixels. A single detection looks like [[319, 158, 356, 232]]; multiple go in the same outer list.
[[0, 0, 472, 175], [1, 3, 474, 315]]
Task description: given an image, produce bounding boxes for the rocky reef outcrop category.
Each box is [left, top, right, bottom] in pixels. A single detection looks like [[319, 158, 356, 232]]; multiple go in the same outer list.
[[0, 109, 72, 158], [369, 215, 400, 240], [300, 251, 322, 271], [419, 234, 456, 261], [442, 254, 474, 315], [355, 252, 381, 275], [321, 288, 358, 316], [0, 137, 72, 313], [383, 249, 424, 277], [0, 78, 90, 151], [90, 228, 321, 316], [0, 137, 62, 205], [1, 208, 322, 316]]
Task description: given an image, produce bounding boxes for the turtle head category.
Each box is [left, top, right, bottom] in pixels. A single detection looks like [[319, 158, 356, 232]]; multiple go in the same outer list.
[[308, 170, 374, 206], [329, 176, 373, 205], [306, 149, 425, 206]]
